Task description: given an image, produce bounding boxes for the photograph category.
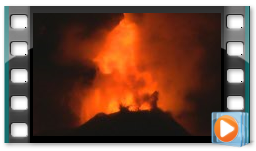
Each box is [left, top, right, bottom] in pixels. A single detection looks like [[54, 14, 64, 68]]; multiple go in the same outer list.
[[32, 13, 222, 136]]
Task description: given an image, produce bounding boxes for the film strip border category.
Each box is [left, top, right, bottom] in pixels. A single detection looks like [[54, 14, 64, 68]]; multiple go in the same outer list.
[[5, 6, 30, 143], [223, 6, 250, 141], [4, 6, 250, 143], [224, 6, 249, 112]]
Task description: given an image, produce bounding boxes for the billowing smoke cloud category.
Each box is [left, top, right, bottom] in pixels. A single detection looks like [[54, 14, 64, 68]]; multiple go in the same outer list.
[[33, 13, 221, 136], [133, 13, 221, 135], [33, 13, 124, 135]]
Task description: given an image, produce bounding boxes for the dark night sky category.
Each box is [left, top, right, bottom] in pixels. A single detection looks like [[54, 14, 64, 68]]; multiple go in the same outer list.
[[33, 13, 221, 136]]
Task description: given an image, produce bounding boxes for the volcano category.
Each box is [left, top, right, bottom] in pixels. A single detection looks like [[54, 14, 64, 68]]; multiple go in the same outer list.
[[37, 92, 190, 136], [69, 108, 190, 136]]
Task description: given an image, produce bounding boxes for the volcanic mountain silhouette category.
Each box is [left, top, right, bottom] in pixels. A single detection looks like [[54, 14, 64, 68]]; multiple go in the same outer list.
[[71, 108, 190, 136]]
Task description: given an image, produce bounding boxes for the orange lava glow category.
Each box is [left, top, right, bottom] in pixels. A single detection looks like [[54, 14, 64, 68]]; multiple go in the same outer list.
[[79, 14, 158, 124], [58, 13, 222, 136]]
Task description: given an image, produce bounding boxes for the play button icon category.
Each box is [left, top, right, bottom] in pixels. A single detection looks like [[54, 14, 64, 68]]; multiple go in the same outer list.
[[214, 115, 239, 142], [220, 120, 234, 137]]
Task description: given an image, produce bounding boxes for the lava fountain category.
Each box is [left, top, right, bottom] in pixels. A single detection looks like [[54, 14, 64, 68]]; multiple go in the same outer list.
[[79, 14, 158, 124]]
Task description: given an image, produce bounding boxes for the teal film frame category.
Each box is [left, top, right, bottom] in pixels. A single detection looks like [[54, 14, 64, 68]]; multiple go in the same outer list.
[[4, 6, 9, 143], [4, 6, 250, 143], [244, 6, 250, 142]]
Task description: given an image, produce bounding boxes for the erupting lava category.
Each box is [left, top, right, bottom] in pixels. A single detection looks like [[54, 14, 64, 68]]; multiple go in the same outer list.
[[79, 14, 158, 124], [33, 13, 221, 136]]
